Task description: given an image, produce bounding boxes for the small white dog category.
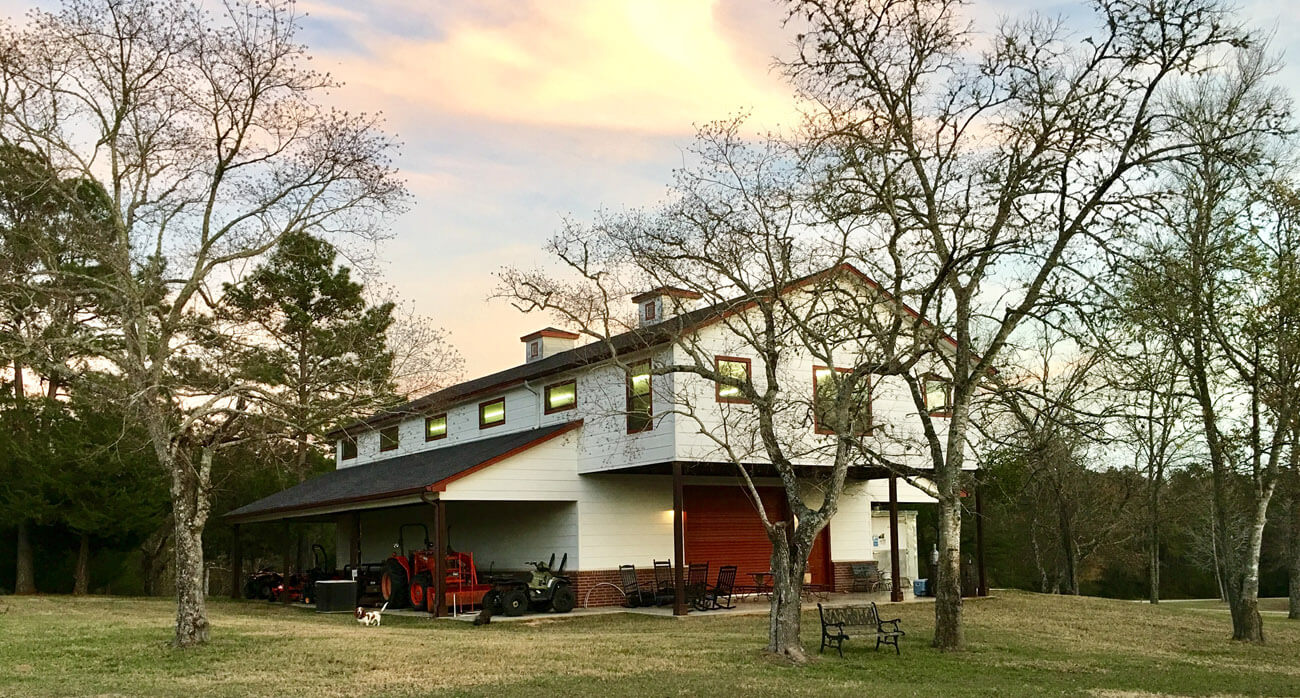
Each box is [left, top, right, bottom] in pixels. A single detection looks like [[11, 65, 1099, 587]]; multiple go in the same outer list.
[[355, 602, 388, 627]]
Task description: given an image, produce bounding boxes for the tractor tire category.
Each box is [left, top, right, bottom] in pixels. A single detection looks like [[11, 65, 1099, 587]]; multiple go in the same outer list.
[[380, 559, 410, 609], [410, 573, 431, 611], [551, 584, 576, 613], [481, 589, 503, 615], [501, 588, 528, 617]]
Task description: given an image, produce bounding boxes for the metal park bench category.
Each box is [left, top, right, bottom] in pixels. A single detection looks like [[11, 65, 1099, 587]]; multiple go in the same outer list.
[[817, 602, 905, 656]]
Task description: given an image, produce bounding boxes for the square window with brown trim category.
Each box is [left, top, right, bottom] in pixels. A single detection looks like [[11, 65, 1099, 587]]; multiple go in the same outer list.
[[545, 380, 577, 414], [924, 374, 953, 417], [813, 366, 871, 435], [715, 356, 751, 403], [341, 438, 357, 460], [627, 360, 652, 433], [425, 413, 448, 441], [479, 397, 506, 428], [379, 425, 400, 452]]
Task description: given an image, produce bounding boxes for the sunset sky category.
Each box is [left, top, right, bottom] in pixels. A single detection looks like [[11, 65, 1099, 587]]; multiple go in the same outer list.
[[8, 0, 1300, 379]]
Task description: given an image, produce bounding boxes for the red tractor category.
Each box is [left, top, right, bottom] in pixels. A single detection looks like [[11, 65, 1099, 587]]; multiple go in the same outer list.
[[379, 524, 491, 612]]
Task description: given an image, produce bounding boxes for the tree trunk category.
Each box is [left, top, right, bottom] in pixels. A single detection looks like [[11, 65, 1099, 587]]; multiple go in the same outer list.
[[1148, 483, 1160, 604], [932, 490, 964, 650], [14, 519, 35, 594], [1148, 532, 1161, 605], [766, 525, 809, 662], [1225, 492, 1271, 642], [172, 514, 209, 646], [168, 447, 213, 648], [1290, 493, 1300, 620], [73, 532, 90, 595], [140, 522, 171, 597]]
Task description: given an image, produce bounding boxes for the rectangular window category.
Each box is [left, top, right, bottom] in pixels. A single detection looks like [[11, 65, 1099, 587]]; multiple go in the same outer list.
[[924, 374, 953, 417], [479, 397, 506, 428], [715, 356, 751, 403], [813, 366, 871, 435], [379, 425, 400, 452], [627, 360, 652, 433], [643, 301, 656, 322], [545, 380, 577, 414], [425, 413, 447, 441], [341, 438, 357, 460], [530, 340, 540, 358]]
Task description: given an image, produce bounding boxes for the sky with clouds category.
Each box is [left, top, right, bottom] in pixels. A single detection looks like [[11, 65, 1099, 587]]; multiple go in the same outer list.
[[6, 0, 1300, 379]]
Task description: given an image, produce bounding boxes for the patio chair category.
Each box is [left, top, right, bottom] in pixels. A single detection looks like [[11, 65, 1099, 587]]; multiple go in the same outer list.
[[619, 564, 655, 607], [696, 565, 737, 611], [653, 559, 675, 606], [850, 562, 881, 593], [685, 562, 709, 609]]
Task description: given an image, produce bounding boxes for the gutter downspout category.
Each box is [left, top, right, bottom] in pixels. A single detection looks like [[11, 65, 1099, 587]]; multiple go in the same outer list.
[[523, 379, 542, 428]]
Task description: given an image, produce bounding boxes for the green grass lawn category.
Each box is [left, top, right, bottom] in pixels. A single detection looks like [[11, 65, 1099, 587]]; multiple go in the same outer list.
[[1162, 597, 1293, 614], [1, 591, 1297, 697]]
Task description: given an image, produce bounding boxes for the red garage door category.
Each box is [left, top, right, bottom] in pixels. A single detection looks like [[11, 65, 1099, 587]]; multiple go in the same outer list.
[[683, 486, 831, 586]]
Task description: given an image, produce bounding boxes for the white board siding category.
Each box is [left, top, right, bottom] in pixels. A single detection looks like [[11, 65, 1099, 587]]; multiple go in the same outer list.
[[574, 351, 677, 474], [865, 477, 934, 504], [576, 475, 674, 570], [355, 504, 435, 563], [439, 431, 583, 502], [826, 481, 877, 562], [666, 317, 966, 474], [444, 500, 578, 573]]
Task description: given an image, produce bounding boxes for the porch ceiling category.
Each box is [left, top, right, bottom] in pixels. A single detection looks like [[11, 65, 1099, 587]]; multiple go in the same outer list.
[[224, 421, 580, 524]]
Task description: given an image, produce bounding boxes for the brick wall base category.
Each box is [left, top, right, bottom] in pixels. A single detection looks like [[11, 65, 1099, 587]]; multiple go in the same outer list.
[[572, 566, 661, 608], [832, 560, 879, 592]]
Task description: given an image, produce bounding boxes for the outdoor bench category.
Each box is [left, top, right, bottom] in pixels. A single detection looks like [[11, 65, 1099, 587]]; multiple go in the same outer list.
[[817, 602, 904, 656]]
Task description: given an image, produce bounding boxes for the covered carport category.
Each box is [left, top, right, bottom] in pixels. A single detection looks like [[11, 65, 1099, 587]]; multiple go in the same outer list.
[[223, 422, 582, 617]]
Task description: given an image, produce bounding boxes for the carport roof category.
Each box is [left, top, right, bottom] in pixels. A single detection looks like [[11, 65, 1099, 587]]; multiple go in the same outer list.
[[224, 421, 580, 523]]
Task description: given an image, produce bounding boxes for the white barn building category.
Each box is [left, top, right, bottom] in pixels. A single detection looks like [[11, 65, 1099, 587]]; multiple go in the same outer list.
[[226, 265, 975, 612]]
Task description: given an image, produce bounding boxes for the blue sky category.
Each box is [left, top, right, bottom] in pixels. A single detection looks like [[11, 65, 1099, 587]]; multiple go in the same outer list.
[[5, 0, 1299, 377]]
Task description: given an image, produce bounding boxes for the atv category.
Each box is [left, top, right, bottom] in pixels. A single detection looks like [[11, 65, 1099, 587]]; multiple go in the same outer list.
[[483, 553, 576, 616]]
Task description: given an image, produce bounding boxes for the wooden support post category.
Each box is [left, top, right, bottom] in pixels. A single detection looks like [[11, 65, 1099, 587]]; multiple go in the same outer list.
[[433, 499, 448, 618], [976, 472, 987, 597], [229, 524, 243, 600], [672, 461, 687, 616], [889, 474, 904, 603], [349, 513, 361, 569], [281, 522, 292, 605]]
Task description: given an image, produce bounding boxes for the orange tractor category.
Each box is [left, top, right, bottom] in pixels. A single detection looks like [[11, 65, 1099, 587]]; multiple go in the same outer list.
[[379, 524, 491, 612]]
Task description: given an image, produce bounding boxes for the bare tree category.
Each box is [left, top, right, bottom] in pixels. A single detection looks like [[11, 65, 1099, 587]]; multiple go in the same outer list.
[[1125, 51, 1293, 641], [1105, 333, 1197, 604], [781, 0, 1270, 649], [500, 119, 955, 662], [986, 331, 1139, 595], [0, 0, 405, 646]]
